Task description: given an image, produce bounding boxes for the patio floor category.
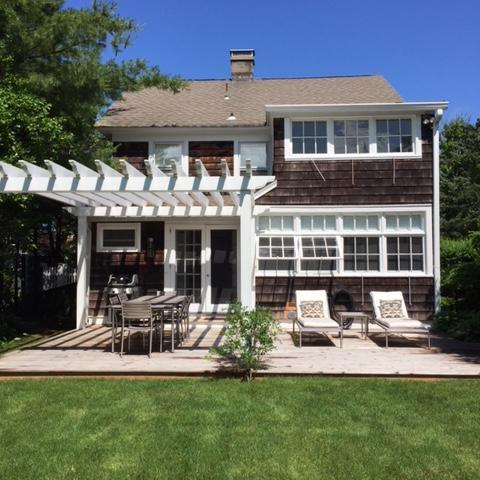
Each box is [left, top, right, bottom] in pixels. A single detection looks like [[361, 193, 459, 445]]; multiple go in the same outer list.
[[0, 320, 479, 377]]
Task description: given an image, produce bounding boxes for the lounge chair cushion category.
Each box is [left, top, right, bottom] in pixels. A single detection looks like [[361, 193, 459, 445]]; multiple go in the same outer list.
[[297, 317, 339, 329], [379, 300, 404, 319], [377, 318, 430, 330], [299, 300, 325, 318]]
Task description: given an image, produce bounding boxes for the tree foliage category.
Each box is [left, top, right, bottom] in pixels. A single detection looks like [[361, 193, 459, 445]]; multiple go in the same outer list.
[[0, 0, 185, 317], [440, 117, 480, 238]]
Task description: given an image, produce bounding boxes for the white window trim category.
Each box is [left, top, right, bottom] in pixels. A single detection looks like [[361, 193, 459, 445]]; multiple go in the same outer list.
[[238, 141, 269, 172], [255, 208, 432, 277], [284, 115, 422, 161], [148, 141, 188, 174], [96, 223, 141, 253]]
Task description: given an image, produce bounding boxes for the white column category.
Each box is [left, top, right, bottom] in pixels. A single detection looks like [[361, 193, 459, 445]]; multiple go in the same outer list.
[[76, 214, 88, 329], [239, 192, 255, 308], [433, 118, 441, 313]]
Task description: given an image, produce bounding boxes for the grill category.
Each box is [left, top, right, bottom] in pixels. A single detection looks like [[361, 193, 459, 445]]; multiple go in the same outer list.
[[331, 286, 355, 329], [106, 274, 141, 299]]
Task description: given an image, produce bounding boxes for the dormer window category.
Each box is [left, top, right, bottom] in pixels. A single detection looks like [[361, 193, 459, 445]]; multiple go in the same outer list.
[[239, 142, 268, 173], [291, 121, 327, 154], [333, 120, 370, 154]]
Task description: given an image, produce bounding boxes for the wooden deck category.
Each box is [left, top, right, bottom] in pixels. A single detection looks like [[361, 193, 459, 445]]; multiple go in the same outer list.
[[0, 320, 479, 377]]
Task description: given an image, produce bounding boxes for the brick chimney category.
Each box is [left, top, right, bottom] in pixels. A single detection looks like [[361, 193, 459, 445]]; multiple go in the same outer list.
[[230, 49, 255, 81]]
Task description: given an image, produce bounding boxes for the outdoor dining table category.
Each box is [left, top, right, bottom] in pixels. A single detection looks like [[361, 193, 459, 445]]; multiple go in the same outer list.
[[109, 293, 187, 353]]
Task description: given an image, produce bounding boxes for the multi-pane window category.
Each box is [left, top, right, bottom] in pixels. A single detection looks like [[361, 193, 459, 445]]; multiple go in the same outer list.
[[300, 237, 339, 271], [386, 236, 424, 271], [334, 120, 370, 154], [300, 215, 336, 231], [343, 215, 379, 231], [292, 121, 328, 154], [344, 237, 380, 271], [376, 119, 413, 153], [176, 230, 202, 302], [257, 216, 294, 232], [258, 236, 296, 270], [154, 143, 182, 173], [385, 214, 422, 231]]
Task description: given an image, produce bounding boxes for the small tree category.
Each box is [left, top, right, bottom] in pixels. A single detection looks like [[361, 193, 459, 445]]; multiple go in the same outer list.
[[211, 302, 279, 382]]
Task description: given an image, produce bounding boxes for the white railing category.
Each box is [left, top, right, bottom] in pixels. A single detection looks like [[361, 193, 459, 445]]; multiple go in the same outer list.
[[41, 264, 77, 291]]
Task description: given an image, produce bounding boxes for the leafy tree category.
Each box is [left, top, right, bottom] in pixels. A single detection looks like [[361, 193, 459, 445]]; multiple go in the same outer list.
[[440, 117, 480, 238], [0, 0, 184, 319]]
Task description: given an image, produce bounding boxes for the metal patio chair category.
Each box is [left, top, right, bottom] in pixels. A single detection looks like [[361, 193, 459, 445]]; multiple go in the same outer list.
[[120, 302, 155, 358]]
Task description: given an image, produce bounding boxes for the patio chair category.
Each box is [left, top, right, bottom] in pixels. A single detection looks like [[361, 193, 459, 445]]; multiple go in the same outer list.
[[108, 292, 128, 353], [120, 302, 155, 358], [369, 291, 431, 348], [293, 290, 343, 348]]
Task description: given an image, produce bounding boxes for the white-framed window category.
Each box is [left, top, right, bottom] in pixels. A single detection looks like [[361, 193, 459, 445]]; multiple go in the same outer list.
[[97, 223, 141, 252], [300, 215, 336, 232], [343, 215, 379, 231], [239, 142, 267, 172], [258, 236, 296, 271], [284, 116, 421, 160], [300, 236, 339, 271], [257, 216, 294, 232], [154, 142, 183, 173], [344, 237, 380, 272], [386, 236, 424, 271], [255, 211, 429, 276], [334, 119, 370, 154], [291, 121, 328, 154], [376, 119, 413, 153]]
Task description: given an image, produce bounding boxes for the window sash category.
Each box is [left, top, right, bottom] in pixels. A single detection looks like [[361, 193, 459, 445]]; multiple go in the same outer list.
[[257, 236, 297, 259], [300, 237, 339, 259], [386, 236, 424, 271], [343, 237, 380, 271], [154, 143, 182, 170], [292, 121, 328, 154], [97, 223, 141, 252], [239, 142, 267, 170]]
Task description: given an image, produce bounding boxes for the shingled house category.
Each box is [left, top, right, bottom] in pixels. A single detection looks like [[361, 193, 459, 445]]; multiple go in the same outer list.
[[0, 49, 448, 327]]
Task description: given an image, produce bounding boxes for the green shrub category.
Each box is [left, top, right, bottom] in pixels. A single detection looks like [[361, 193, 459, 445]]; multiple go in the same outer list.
[[211, 302, 279, 381]]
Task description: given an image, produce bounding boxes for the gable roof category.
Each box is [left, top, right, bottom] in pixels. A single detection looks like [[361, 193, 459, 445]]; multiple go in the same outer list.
[[97, 75, 403, 129]]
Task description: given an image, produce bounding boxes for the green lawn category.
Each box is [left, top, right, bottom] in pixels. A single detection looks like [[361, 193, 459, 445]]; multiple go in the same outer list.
[[0, 378, 479, 480]]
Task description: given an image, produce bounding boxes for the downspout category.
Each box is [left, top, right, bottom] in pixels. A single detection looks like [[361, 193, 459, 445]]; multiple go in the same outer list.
[[433, 108, 443, 313]]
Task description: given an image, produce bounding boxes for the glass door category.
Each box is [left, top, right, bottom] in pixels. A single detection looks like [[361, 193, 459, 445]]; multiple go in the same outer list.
[[208, 228, 237, 310], [175, 230, 202, 303]]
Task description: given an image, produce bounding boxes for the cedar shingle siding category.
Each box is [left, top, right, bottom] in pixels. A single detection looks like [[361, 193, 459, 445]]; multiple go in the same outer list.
[[189, 141, 234, 176], [89, 222, 164, 318], [256, 276, 434, 321], [257, 118, 434, 205]]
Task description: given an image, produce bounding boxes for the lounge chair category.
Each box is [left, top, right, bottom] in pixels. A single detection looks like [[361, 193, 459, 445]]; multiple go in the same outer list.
[[369, 291, 431, 348], [294, 290, 343, 348]]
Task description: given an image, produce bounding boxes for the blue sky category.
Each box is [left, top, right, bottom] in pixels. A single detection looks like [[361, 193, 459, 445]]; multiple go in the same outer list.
[[68, 0, 480, 122]]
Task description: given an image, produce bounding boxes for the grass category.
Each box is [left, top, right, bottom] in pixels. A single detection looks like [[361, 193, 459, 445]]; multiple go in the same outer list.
[[0, 334, 42, 355], [0, 378, 479, 480]]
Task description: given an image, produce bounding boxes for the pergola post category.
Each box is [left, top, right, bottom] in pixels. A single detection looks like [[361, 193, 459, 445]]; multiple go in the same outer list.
[[76, 214, 88, 329], [239, 192, 255, 309]]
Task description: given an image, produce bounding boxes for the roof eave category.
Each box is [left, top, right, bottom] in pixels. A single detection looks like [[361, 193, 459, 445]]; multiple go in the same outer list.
[[265, 101, 449, 115]]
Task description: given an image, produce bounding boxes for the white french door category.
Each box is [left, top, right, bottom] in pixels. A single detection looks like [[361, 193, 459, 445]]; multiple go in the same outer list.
[[164, 222, 238, 313]]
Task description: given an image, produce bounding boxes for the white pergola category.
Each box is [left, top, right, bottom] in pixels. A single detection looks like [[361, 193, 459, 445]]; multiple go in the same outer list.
[[0, 159, 276, 328]]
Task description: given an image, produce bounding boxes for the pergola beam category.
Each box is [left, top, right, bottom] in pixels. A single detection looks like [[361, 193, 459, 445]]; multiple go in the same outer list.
[[195, 159, 224, 207]]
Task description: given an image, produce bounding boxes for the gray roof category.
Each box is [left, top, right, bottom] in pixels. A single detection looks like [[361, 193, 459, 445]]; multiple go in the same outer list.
[[97, 76, 403, 129]]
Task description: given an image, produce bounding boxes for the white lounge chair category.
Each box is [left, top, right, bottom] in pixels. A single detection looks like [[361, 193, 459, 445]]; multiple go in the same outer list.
[[294, 290, 343, 348], [369, 291, 431, 348]]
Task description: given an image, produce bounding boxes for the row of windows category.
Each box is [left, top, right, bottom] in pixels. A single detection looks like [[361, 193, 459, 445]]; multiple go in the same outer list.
[[257, 214, 424, 233], [257, 235, 424, 273], [290, 118, 415, 156], [153, 142, 267, 173]]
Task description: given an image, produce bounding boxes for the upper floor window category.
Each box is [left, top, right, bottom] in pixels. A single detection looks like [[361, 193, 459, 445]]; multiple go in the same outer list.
[[376, 119, 413, 153], [239, 142, 267, 172], [154, 143, 182, 173], [292, 121, 328, 154], [333, 120, 370, 154], [285, 116, 420, 159], [257, 216, 294, 232]]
